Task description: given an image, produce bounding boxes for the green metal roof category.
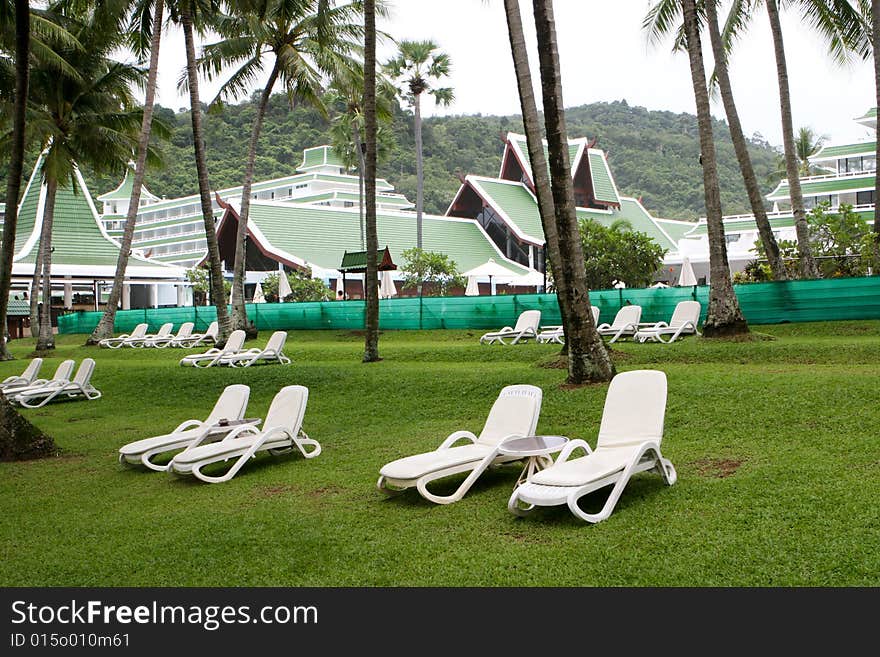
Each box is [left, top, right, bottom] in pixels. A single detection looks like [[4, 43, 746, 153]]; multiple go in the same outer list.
[[856, 108, 877, 121], [812, 142, 875, 162], [768, 173, 876, 200], [680, 209, 876, 237], [245, 203, 528, 276], [296, 190, 413, 207], [97, 167, 157, 203], [469, 177, 545, 242], [339, 247, 396, 272], [510, 134, 581, 179], [588, 150, 621, 205], [299, 145, 346, 171], [6, 294, 29, 316], [655, 217, 698, 243]]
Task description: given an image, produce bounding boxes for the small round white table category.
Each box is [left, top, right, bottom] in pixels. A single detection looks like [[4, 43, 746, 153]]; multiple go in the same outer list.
[[205, 418, 261, 437], [498, 435, 569, 487]]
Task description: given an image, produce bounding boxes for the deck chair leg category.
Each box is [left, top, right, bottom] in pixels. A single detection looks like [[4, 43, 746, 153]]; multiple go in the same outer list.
[[507, 489, 536, 517], [293, 431, 321, 458], [415, 452, 498, 505], [377, 475, 406, 496]]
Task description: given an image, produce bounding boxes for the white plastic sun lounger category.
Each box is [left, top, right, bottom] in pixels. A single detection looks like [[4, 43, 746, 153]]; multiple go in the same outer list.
[[148, 322, 193, 348], [99, 323, 148, 349], [507, 370, 676, 524], [0, 358, 42, 392], [221, 331, 291, 367], [126, 322, 173, 348], [635, 301, 702, 343], [537, 306, 600, 344], [119, 384, 250, 471], [596, 305, 642, 343], [14, 358, 101, 408], [179, 330, 246, 367], [378, 384, 543, 504], [480, 310, 541, 345], [175, 321, 218, 348], [168, 385, 319, 483], [1, 359, 75, 397]]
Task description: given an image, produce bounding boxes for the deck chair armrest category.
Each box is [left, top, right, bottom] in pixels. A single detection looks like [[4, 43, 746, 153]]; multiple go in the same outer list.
[[499, 326, 513, 333], [596, 323, 611, 330], [1, 375, 22, 385], [438, 430, 478, 450], [539, 325, 562, 331], [556, 439, 593, 463], [172, 419, 204, 434], [219, 423, 263, 442]]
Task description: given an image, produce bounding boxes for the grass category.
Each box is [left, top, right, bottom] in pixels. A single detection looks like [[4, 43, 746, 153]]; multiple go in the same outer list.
[[0, 322, 878, 586]]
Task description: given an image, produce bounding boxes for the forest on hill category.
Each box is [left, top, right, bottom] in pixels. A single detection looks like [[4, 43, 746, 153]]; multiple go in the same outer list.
[[13, 96, 783, 222]]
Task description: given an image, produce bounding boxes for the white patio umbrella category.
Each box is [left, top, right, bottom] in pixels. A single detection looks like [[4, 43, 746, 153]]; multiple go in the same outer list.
[[678, 256, 698, 287], [465, 275, 480, 296], [463, 258, 517, 296], [650, 281, 669, 289], [380, 270, 397, 299], [252, 282, 266, 303], [278, 271, 292, 301]]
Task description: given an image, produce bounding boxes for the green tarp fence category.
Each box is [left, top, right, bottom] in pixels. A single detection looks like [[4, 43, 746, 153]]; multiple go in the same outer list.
[[56, 276, 880, 335]]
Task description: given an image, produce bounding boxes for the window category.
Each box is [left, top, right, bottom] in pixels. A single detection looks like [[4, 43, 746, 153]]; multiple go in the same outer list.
[[857, 190, 875, 206], [725, 234, 741, 244]]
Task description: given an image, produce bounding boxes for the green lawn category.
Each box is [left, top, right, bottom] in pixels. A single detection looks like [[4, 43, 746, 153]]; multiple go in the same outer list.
[[0, 323, 878, 586]]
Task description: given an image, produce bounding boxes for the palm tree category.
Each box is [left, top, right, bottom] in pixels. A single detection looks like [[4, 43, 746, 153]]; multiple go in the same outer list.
[[384, 40, 454, 251], [362, 0, 379, 363], [644, 0, 789, 281], [872, 1, 880, 245], [197, 0, 364, 337], [682, 0, 749, 336], [87, 0, 166, 345], [531, 0, 614, 383], [25, 5, 152, 351], [171, 0, 232, 344]]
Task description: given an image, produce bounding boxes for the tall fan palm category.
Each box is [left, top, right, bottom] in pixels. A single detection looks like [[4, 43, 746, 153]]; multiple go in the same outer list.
[[384, 40, 454, 251], [87, 0, 166, 345], [681, 0, 749, 336], [531, 0, 614, 383], [24, 5, 155, 351], [362, 0, 379, 362], [644, 0, 788, 281], [197, 0, 364, 336]]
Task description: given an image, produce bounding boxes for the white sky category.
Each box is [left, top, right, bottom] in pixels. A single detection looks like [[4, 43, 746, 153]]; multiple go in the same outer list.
[[151, 0, 877, 149]]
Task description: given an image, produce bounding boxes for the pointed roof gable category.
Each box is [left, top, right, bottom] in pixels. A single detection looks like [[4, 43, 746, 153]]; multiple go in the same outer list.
[[298, 145, 347, 172], [97, 165, 158, 204]]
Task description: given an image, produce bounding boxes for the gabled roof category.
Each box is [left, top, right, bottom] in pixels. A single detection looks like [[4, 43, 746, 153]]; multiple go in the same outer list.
[[506, 133, 582, 180], [339, 247, 397, 272], [299, 145, 346, 172], [11, 154, 182, 279], [812, 141, 876, 162], [97, 166, 158, 204], [855, 107, 877, 129], [767, 172, 876, 201], [586, 149, 621, 206]]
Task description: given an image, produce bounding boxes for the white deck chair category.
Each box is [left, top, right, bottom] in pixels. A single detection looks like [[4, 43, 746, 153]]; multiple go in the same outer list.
[[99, 323, 148, 349], [119, 384, 250, 471], [480, 310, 541, 345], [179, 330, 246, 367], [14, 358, 101, 408], [635, 301, 702, 343], [149, 322, 193, 348], [507, 370, 676, 524], [176, 321, 218, 348], [168, 385, 319, 483], [0, 358, 42, 392], [222, 331, 291, 367], [537, 306, 600, 344], [596, 305, 642, 343], [377, 384, 543, 504], [1, 359, 75, 397], [126, 322, 173, 348]]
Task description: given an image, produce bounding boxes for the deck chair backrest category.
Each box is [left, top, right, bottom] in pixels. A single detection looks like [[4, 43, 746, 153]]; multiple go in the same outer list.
[[21, 358, 43, 383], [611, 305, 641, 329], [224, 330, 246, 353], [514, 310, 541, 333], [205, 384, 250, 425], [266, 331, 288, 353], [597, 370, 667, 449], [477, 384, 543, 446], [52, 360, 76, 382], [176, 322, 194, 339], [130, 324, 148, 338], [669, 301, 701, 328], [155, 323, 173, 337], [72, 358, 95, 386], [263, 385, 308, 432], [591, 306, 600, 325], [204, 321, 219, 338]]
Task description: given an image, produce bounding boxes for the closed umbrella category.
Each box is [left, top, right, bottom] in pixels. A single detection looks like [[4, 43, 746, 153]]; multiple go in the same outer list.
[[465, 275, 480, 296], [252, 282, 266, 303], [380, 270, 397, 299], [278, 271, 292, 301], [677, 256, 698, 287], [336, 276, 344, 299]]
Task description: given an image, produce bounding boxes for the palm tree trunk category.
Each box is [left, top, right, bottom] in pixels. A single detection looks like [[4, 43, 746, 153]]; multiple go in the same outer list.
[[181, 5, 232, 344], [354, 121, 366, 249], [414, 90, 423, 250], [766, 0, 819, 279], [36, 177, 57, 351], [873, 0, 880, 256], [363, 0, 380, 363], [705, 0, 787, 282], [232, 63, 279, 338], [87, 0, 165, 345], [0, 0, 30, 359], [502, 0, 573, 352], [532, 0, 614, 384], [683, 0, 748, 337], [28, 207, 45, 338]]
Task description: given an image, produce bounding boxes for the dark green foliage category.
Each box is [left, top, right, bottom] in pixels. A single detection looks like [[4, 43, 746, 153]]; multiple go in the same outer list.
[[578, 219, 667, 289], [399, 247, 464, 296], [261, 271, 331, 302]]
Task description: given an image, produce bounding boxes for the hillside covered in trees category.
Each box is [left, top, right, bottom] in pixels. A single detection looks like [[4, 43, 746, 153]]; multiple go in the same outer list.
[[15, 97, 782, 222]]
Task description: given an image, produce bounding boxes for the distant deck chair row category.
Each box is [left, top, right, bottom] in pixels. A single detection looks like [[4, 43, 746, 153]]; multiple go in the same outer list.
[[378, 370, 676, 523], [480, 310, 541, 345], [119, 384, 320, 483], [100, 321, 218, 349], [536, 306, 600, 344], [179, 330, 290, 368], [3, 358, 101, 408]]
